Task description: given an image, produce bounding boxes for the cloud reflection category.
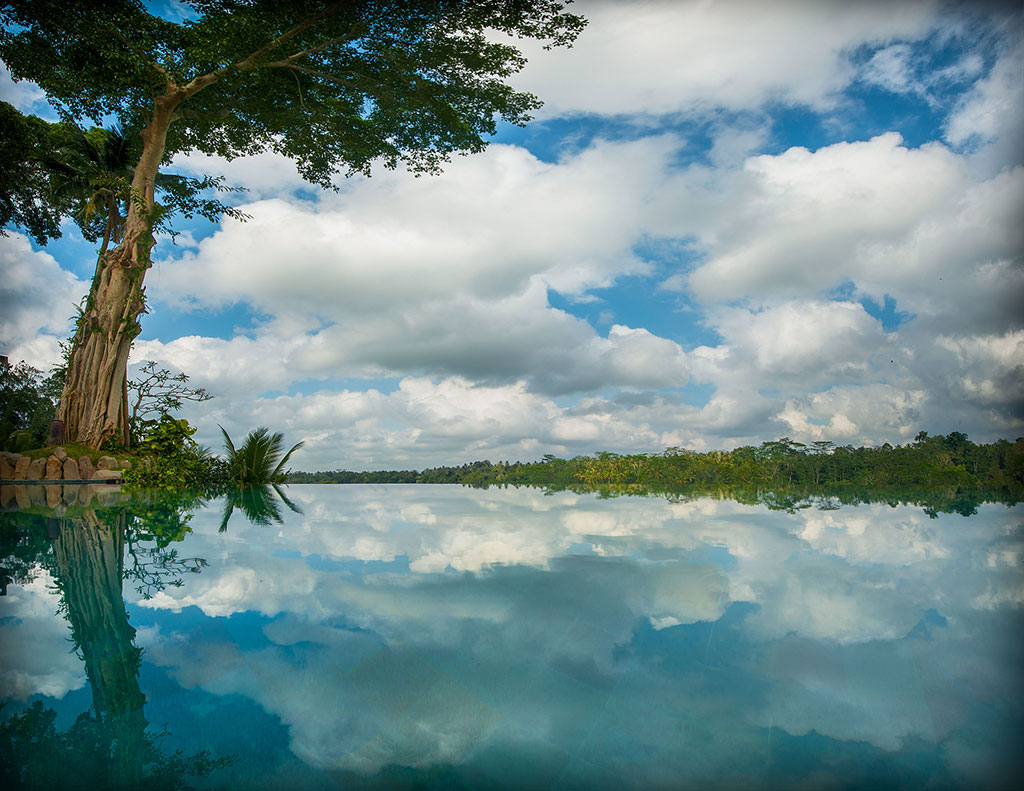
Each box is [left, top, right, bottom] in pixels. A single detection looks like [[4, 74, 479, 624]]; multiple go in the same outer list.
[[124, 487, 1023, 786]]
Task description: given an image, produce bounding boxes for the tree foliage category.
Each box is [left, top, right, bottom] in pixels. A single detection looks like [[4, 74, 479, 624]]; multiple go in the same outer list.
[[0, 101, 67, 244], [0, 360, 61, 450], [0, 0, 585, 180], [0, 102, 245, 247]]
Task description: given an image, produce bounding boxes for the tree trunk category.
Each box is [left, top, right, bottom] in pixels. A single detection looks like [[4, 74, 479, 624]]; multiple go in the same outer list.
[[56, 96, 179, 449], [56, 246, 146, 448]]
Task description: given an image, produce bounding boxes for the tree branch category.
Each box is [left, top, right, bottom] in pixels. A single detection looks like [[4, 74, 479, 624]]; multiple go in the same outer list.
[[258, 63, 369, 86], [178, 4, 350, 100], [231, 3, 348, 72], [105, 26, 177, 89], [271, 25, 367, 64]]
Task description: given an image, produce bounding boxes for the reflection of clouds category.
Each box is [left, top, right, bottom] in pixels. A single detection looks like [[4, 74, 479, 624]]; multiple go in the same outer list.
[[794, 510, 951, 564], [747, 557, 920, 644], [0, 570, 86, 700], [140, 488, 1024, 647], [130, 487, 1023, 781]]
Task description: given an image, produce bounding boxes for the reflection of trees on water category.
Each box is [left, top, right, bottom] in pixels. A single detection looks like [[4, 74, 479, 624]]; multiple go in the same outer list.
[[219, 484, 302, 532], [0, 488, 235, 789], [532, 481, 1008, 517]]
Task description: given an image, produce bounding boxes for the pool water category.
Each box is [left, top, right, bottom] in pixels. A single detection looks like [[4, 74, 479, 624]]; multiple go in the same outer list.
[[1, 484, 1021, 789]]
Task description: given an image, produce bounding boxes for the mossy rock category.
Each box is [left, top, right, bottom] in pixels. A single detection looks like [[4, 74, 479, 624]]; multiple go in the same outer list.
[[21, 444, 134, 468]]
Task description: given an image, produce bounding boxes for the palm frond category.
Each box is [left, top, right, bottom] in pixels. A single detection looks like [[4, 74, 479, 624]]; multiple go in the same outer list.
[[220, 426, 303, 484]]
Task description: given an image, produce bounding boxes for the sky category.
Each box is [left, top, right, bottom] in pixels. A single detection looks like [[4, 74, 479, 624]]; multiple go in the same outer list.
[[1, 0, 1023, 471]]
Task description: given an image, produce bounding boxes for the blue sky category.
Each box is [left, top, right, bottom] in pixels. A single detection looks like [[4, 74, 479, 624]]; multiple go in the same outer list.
[[2, 0, 1022, 471]]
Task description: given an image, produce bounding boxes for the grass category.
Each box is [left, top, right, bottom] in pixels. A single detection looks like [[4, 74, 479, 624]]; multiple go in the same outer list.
[[18, 444, 134, 465]]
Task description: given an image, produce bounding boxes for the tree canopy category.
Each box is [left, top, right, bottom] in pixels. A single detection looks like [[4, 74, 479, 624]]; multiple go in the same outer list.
[[0, 0, 585, 183]]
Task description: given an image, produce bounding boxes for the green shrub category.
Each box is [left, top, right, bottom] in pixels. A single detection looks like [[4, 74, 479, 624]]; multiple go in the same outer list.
[[124, 415, 227, 491]]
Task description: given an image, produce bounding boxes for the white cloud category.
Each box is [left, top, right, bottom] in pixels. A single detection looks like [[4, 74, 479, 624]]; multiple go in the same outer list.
[[170, 148, 313, 200], [0, 62, 46, 113], [190, 376, 679, 471], [945, 36, 1024, 151], [935, 330, 1024, 407], [710, 300, 888, 380], [860, 43, 920, 94], [0, 233, 85, 366], [676, 134, 973, 303], [655, 134, 1023, 351], [507, 0, 941, 118], [155, 138, 672, 313]]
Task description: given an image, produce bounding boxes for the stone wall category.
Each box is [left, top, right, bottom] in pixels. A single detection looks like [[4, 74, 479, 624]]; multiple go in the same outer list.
[[0, 450, 129, 482]]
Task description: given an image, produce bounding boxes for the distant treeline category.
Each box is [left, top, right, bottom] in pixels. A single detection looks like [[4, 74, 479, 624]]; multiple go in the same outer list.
[[288, 432, 1024, 495]]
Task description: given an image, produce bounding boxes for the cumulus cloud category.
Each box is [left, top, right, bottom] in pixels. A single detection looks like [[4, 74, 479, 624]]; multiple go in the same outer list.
[[182, 376, 681, 470], [945, 33, 1024, 155], [0, 233, 85, 366], [671, 133, 1004, 309], [709, 300, 889, 381], [153, 138, 671, 312], [507, 0, 942, 118]]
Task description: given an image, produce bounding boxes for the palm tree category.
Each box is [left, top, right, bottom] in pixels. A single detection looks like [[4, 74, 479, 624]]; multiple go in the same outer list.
[[45, 125, 137, 262], [219, 426, 304, 485], [46, 125, 246, 271]]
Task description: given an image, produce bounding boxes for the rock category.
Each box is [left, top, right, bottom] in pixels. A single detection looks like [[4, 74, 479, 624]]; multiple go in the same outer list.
[[97, 455, 117, 470], [78, 456, 94, 480], [45, 455, 63, 480], [0, 456, 14, 480], [14, 456, 30, 480], [62, 483, 80, 505], [53, 447, 67, 461], [119, 458, 131, 470], [28, 458, 47, 480], [63, 458, 81, 480], [15, 486, 31, 509], [26, 485, 46, 507], [0, 485, 12, 507], [45, 485, 62, 508], [92, 469, 121, 480]]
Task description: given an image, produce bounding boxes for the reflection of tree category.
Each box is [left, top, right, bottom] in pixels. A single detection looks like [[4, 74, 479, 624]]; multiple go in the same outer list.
[[219, 484, 302, 532], [52, 511, 147, 786], [0, 491, 233, 789]]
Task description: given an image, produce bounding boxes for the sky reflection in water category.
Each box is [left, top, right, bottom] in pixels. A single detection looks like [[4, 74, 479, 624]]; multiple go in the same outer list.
[[2, 484, 1022, 789]]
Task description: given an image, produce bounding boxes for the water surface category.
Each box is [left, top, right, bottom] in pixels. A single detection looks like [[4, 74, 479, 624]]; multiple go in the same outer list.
[[1, 484, 1021, 789]]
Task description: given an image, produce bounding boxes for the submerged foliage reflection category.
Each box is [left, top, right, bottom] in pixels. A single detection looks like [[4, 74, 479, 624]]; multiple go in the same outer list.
[[0, 486, 243, 789]]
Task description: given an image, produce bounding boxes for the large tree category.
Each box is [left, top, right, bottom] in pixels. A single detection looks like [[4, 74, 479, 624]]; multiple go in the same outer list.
[[0, 0, 584, 448]]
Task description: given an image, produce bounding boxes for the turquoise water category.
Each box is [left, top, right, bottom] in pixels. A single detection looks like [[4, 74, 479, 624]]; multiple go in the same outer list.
[[1, 484, 1022, 789]]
